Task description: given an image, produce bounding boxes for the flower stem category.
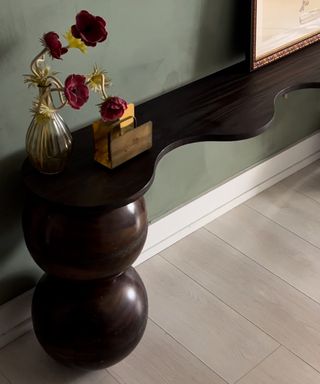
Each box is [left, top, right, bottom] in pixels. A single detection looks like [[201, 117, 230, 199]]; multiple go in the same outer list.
[[50, 87, 65, 92], [47, 75, 65, 105], [100, 73, 109, 100], [30, 48, 47, 77], [54, 100, 67, 110]]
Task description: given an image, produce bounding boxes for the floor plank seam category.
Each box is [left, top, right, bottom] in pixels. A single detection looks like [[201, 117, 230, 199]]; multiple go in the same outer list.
[[0, 368, 12, 384], [105, 369, 123, 384], [239, 198, 320, 251], [145, 317, 229, 384], [243, 202, 320, 252], [158, 253, 320, 378], [280, 345, 320, 377], [0, 328, 33, 354], [157, 255, 281, 346], [233, 344, 282, 384], [203, 226, 320, 308], [291, 188, 320, 207]]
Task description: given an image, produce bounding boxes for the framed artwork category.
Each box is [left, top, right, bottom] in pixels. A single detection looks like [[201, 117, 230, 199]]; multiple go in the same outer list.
[[250, 0, 320, 70]]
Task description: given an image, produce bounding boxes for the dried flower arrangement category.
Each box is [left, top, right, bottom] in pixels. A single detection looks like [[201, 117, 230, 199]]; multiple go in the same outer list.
[[24, 10, 128, 124]]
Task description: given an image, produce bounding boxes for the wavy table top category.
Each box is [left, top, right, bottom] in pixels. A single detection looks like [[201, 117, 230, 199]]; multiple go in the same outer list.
[[22, 43, 320, 209]]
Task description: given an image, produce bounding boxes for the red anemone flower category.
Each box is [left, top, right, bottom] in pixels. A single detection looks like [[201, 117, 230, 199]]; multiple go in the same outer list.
[[71, 10, 108, 47], [100, 97, 128, 122], [64, 74, 89, 109], [43, 32, 68, 59]]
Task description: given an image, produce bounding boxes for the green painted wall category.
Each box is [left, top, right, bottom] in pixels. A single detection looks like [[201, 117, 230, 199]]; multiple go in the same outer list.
[[145, 89, 320, 221], [0, 0, 319, 304]]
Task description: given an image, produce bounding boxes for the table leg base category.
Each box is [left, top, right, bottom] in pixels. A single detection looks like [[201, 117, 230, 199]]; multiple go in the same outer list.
[[32, 267, 148, 370]]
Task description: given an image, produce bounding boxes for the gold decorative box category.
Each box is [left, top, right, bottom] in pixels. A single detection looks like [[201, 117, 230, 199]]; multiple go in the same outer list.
[[92, 104, 152, 169]]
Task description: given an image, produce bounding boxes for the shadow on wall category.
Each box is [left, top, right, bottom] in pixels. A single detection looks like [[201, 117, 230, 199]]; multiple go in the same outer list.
[[0, 275, 36, 304], [0, 150, 26, 262], [0, 151, 42, 304], [195, 0, 247, 75]]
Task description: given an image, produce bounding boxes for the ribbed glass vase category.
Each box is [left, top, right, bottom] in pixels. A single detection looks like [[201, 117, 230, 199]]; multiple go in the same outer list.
[[26, 89, 72, 175]]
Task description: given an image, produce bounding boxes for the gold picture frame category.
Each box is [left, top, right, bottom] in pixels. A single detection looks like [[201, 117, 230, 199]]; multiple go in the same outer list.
[[250, 0, 320, 70]]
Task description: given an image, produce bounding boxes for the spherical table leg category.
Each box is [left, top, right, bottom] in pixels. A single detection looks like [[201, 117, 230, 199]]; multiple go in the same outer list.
[[32, 268, 148, 370], [22, 194, 149, 369], [23, 195, 148, 280]]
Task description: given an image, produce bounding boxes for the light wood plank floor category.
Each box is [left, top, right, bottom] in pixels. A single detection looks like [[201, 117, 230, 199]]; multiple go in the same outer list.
[[1, 160, 320, 384]]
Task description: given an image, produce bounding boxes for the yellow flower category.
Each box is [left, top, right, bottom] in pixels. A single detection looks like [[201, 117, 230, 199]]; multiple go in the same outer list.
[[31, 98, 56, 123], [64, 29, 87, 53], [87, 65, 111, 93]]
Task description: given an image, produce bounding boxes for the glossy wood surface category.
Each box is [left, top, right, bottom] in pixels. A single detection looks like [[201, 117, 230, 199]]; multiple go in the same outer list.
[[22, 43, 320, 209], [32, 268, 148, 370], [22, 193, 147, 280]]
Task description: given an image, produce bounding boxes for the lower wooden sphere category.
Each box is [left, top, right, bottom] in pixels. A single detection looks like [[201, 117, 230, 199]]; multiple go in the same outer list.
[[23, 194, 148, 280], [32, 267, 148, 370]]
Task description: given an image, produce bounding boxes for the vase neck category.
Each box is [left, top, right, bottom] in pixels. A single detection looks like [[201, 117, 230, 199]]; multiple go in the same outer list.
[[38, 85, 54, 109]]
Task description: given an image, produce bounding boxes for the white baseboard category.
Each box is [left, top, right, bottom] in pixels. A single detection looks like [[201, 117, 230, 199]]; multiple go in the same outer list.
[[1, 131, 320, 349]]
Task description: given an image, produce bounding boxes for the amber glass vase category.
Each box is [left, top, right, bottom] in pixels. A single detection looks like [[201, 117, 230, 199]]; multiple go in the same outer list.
[[26, 88, 72, 174]]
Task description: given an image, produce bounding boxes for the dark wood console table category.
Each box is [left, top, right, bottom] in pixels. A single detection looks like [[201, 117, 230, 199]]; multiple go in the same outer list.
[[22, 43, 320, 369]]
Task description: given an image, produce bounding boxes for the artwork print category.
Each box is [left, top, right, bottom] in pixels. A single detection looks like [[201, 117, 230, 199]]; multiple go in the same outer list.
[[251, 0, 320, 69]]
